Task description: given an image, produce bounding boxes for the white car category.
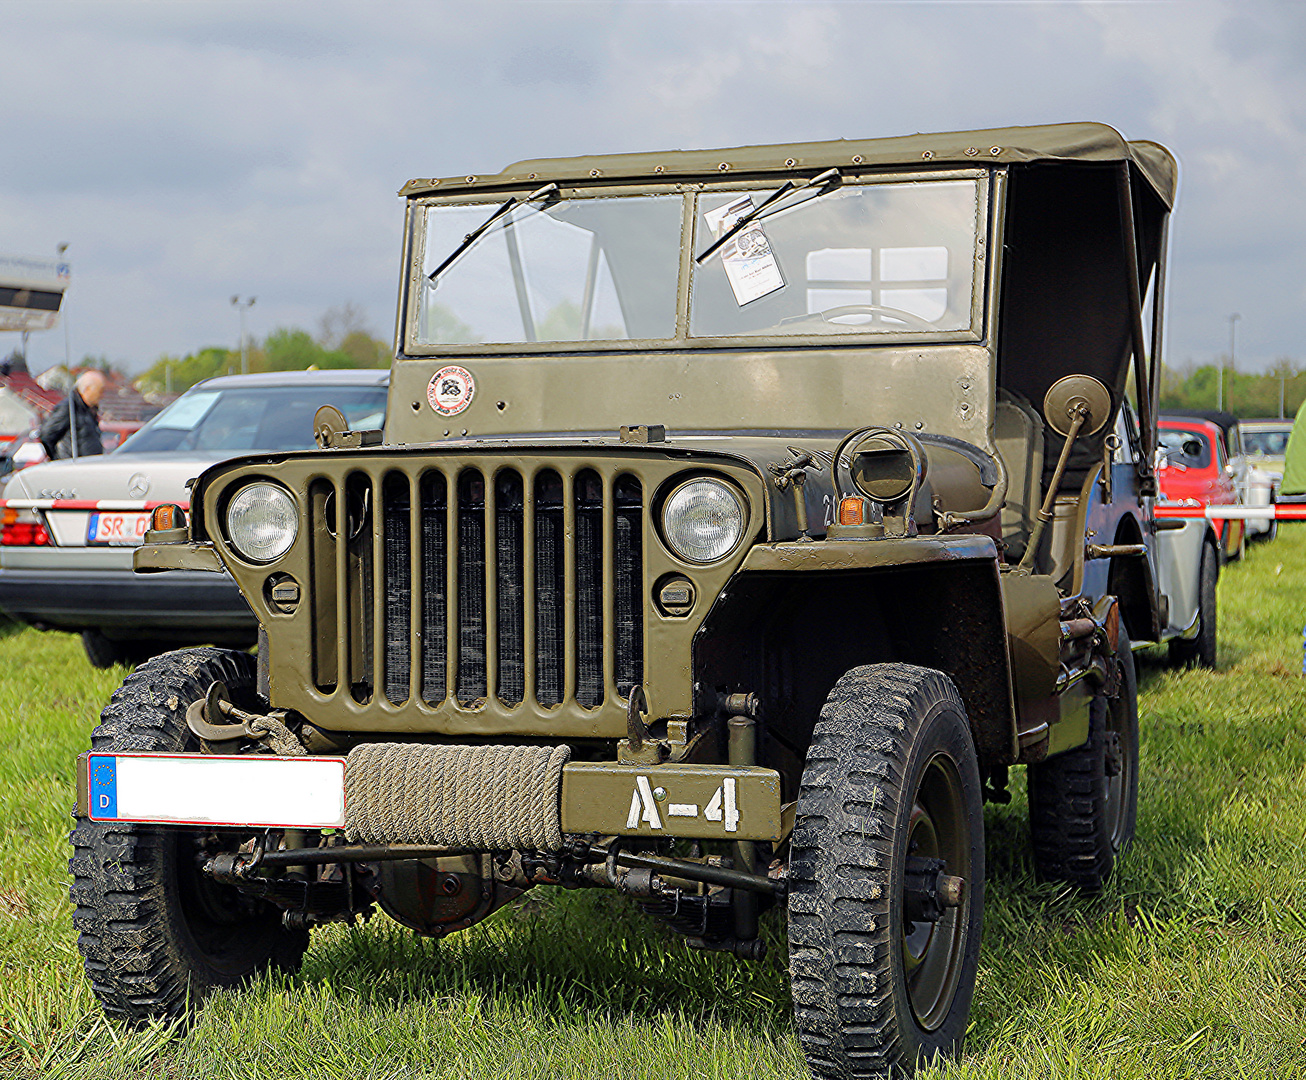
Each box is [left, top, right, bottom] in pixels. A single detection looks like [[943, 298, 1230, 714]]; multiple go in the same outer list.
[[0, 370, 388, 666]]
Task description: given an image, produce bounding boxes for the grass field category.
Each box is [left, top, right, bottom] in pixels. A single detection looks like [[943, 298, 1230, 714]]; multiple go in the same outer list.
[[2, 531, 1306, 1078]]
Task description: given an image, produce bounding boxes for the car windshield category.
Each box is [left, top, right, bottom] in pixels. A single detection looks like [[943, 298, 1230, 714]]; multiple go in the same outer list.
[[411, 176, 983, 347], [1159, 428, 1212, 470], [115, 384, 388, 454], [690, 179, 981, 338], [1244, 429, 1290, 456], [416, 194, 683, 345]]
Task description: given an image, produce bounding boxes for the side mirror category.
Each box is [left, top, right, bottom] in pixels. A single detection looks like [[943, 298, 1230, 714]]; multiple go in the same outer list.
[[1042, 375, 1112, 438]]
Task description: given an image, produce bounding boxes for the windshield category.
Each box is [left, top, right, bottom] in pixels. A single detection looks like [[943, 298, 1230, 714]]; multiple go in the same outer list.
[[1244, 429, 1290, 456], [1159, 428, 1212, 470], [691, 180, 980, 337], [116, 384, 388, 454], [416, 195, 683, 345], [410, 176, 983, 348]]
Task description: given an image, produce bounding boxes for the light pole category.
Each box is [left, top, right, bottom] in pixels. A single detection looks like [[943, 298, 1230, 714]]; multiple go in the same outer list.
[[57, 243, 70, 372], [1220, 312, 1240, 413], [231, 295, 256, 375]]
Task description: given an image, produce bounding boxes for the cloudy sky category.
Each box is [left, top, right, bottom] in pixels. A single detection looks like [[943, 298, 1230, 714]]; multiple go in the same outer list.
[[1, 0, 1302, 375]]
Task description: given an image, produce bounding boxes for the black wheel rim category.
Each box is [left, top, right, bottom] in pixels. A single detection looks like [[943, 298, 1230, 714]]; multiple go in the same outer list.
[[171, 830, 276, 975], [901, 752, 970, 1031]]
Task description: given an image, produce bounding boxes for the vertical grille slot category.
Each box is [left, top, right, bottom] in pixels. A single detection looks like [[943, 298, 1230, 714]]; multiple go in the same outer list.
[[346, 473, 374, 704], [534, 470, 565, 706], [575, 469, 604, 708], [382, 473, 411, 705], [457, 470, 487, 704], [614, 475, 643, 698], [495, 470, 525, 704], [420, 472, 448, 704], [309, 479, 338, 693]]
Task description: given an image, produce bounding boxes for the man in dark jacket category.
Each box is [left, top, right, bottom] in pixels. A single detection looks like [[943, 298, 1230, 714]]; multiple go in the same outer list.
[[38, 370, 107, 460]]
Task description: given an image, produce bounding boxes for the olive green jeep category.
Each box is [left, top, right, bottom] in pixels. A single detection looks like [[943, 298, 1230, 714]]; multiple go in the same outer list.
[[72, 123, 1185, 1077]]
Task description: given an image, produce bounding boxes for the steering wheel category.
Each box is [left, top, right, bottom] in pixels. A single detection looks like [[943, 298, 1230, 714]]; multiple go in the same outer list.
[[787, 304, 939, 333]]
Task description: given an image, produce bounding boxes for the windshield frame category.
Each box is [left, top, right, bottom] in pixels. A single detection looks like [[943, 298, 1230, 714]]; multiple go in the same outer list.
[[399, 167, 990, 357]]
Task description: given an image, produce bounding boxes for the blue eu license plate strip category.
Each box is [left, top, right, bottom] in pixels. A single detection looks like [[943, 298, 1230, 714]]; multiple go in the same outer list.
[[86, 752, 347, 828]]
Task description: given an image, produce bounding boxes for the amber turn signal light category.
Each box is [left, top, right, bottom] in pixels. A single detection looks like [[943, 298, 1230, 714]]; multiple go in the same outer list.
[[151, 504, 187, 531], [838, 496, 866, 526]]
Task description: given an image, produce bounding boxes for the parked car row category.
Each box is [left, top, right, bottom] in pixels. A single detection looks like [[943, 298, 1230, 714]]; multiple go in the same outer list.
[[0, 370, 388, 666], [1157, 409, 1285, 557]]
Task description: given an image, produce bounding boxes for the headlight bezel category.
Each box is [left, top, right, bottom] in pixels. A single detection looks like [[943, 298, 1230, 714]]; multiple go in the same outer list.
[[224, 481, 300, 565], [658, 474, 749, 565]]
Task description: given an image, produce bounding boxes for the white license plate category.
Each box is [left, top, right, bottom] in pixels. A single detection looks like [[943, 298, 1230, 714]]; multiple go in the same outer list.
[[87, 753, 347, 828], [86, 511, 152, 546]]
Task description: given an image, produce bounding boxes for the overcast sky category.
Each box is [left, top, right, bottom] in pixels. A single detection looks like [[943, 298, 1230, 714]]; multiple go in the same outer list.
[[2, 0, 1302, 375]]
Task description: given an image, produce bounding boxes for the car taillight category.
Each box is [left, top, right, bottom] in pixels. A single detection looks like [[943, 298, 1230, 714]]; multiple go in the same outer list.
[[1, 508, 50, 546]]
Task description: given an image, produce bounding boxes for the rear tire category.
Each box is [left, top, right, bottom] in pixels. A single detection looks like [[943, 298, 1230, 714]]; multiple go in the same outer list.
[[69, 647, 308, 1023], [1168, 541, 1217, 670], [788, 664, 984, 1077], [1028, 631, 1139, 891]]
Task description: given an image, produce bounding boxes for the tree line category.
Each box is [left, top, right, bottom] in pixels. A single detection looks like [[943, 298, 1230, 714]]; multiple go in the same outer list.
[[1159, 357, 1305, 419], [135, 303, 389, 395]]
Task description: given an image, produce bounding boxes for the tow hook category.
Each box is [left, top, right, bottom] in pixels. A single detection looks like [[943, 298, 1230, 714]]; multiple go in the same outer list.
[[903, 856, 965, 925], [185, 681, 306, 755]]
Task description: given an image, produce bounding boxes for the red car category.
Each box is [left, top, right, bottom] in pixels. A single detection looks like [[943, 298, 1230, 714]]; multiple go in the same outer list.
[[1158, 416, 1245, 560]]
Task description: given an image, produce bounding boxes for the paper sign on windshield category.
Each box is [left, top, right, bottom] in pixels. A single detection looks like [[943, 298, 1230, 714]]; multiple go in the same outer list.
[[703, 197, 785, 307]]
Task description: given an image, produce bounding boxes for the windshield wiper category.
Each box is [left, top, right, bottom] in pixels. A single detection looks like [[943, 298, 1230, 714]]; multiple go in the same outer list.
[[427, 182, 559, 285], [695, 168, 840, 265]]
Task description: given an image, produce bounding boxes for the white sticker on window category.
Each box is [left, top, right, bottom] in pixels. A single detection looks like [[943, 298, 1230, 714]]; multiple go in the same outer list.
[[880, 246, 949, 282], [881, 288, 948, 323], [152, 392, 219, 430], [806, 248, 873, 282], [703, 197, 785, 307]]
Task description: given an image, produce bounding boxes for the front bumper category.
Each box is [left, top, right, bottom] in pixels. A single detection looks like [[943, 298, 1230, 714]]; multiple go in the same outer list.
[[0, 566, 255, 637], [76, 750, 785, 846]]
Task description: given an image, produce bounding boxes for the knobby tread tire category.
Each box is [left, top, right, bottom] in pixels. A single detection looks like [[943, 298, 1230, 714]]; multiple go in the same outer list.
[[69, 647, 308, 1024], [788, 664, 984, 1079], [1028, 631, 1140, 891], [1169, 541, 1217, 670]]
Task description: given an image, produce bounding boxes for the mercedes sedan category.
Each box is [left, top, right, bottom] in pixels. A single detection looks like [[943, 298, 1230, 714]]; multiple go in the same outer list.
[[0, 369, 388, 666]]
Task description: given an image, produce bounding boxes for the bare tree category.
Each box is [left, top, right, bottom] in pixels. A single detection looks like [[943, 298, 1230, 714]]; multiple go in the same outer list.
[[317, 302, 370, 350]]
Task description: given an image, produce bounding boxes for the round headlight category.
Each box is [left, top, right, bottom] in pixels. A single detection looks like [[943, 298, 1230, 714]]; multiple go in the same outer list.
[[662, 478, 745, 563], [226, 483, 298, 563]]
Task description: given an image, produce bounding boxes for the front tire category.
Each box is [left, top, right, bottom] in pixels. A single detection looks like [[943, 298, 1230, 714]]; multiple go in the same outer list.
[[1028, 631, 1139, 891], [69, 647, 308, 1023], [788, 664, 984, 1077]]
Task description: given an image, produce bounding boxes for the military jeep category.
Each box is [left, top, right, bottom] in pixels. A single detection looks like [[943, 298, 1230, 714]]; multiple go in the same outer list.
[[72, 124, 1185, 1077]]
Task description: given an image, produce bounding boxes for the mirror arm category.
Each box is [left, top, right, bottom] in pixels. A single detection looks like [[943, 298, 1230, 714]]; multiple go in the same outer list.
[[1016, 407, 1088, 574]]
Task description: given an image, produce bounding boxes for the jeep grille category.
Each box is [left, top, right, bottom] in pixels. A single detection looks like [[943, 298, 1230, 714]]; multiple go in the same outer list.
[[309, 464, 644, 710]]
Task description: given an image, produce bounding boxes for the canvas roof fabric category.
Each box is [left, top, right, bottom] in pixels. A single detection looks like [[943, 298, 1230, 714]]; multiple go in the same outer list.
[[401, 122, 1177, 209]]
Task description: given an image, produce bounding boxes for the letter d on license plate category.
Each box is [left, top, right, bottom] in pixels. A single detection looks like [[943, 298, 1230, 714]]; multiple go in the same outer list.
[[86, 753, 346, 828]]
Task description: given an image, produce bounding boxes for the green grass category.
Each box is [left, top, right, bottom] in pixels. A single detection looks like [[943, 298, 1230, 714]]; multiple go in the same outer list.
[[3, 533, 1306, 1078]]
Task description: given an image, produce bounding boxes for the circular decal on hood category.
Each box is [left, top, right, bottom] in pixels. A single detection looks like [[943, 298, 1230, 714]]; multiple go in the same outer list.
[[427, 366, 475, 417]]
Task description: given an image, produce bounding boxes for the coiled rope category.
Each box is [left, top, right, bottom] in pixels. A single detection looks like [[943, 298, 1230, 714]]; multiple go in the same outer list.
[[344, 742, 571, 851]]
